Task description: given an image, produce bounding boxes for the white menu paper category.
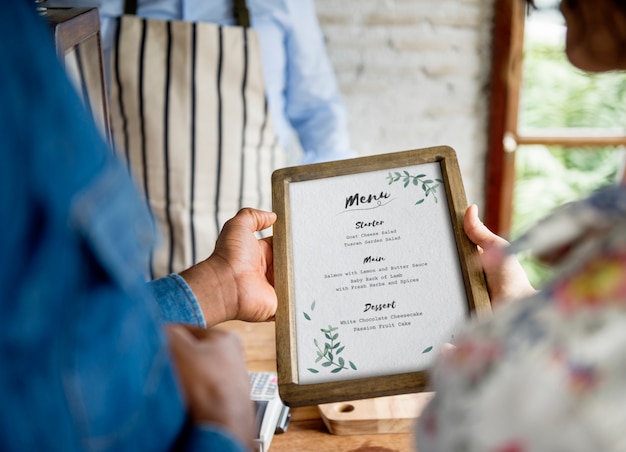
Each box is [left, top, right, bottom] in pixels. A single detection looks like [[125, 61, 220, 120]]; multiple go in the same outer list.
[[289, 162, 468, 384]]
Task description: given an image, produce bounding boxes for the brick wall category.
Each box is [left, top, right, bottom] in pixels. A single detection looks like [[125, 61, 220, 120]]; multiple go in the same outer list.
[[315, 0, 495, 206]]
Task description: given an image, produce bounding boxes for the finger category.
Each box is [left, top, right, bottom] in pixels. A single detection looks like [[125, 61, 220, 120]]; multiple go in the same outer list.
[[260, 236, 273, 248], [226, 208, 277, 234], [464, 204, 509, 251], [187, 326, 238, 346], [167, 324, 236, 346], [166, 324, 195, 348], [440, 342, 457, 359], [258, 236, 275, 284]]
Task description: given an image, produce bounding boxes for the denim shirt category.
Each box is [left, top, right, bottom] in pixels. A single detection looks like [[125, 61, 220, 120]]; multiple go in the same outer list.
[[0, 2, 244, 450]]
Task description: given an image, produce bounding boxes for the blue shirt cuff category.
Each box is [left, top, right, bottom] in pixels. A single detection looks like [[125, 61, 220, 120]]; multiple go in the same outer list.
[[148, 274, 206, 327]]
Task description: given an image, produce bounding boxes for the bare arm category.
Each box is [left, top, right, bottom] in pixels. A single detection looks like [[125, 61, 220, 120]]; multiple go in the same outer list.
[[179, 208, 277, 327]]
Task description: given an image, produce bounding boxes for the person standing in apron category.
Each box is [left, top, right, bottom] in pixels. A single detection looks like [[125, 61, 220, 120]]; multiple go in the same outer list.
[[48, 0, 356, 279]]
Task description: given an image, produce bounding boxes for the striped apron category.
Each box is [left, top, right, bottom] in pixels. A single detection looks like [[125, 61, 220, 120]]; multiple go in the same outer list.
[[107, 2, 285, 279]]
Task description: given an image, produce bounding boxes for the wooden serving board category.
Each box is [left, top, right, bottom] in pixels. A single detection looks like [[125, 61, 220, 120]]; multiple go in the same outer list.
[[318, 392, 435, 435]]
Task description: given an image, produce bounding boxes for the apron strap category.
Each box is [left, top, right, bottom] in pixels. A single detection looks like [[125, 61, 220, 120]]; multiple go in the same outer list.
[[233, 0, 250, 28], [122, 0, 249, 27], [124, 0, 137, 15]]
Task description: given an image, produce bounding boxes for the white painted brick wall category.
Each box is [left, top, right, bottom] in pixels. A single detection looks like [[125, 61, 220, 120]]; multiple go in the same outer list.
[[315, 0, 495, 205]]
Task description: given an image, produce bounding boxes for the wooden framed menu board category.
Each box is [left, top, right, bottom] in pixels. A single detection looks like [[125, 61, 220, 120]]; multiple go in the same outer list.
[[272, 146, 491, 407]]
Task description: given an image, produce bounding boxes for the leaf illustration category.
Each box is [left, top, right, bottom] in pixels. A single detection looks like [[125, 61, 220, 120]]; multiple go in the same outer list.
[[304, 312, 311, 321], [308, 368, 319, 373], [422, 346, 433, 354], [308, 323, 357, 374], [388, 171, 440, 205]]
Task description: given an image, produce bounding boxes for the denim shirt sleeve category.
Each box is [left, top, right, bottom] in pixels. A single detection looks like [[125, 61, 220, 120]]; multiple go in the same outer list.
[[148, 274, 207, 327], [185, 425, 249, 452], [1, 4, 250, 452]]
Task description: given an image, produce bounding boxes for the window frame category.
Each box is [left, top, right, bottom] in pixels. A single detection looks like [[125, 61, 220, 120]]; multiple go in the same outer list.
[[484, 0, 626, 236]]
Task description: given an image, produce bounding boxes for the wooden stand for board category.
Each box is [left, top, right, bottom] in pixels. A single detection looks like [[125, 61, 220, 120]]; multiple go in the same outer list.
[[318, 392, 434, 435]]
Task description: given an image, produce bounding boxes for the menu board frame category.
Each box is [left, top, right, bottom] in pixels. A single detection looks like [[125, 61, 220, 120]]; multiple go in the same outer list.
[[272, 146, 491, 407]]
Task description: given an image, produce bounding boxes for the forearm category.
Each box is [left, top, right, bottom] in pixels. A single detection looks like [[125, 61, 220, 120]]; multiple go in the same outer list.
[[148, 264, 239, 328], [283, 0, 355, 163], [178, 256, 238, 327]]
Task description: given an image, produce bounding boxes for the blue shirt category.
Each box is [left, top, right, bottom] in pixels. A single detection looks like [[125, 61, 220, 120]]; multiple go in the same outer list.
[[0, 2, 242, 450], [48, 0, 356, 164]]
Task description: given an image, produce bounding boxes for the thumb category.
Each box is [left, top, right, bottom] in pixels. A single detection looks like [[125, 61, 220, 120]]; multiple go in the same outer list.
[[223, 208, 277, 234], [464, 204, 510, 252]]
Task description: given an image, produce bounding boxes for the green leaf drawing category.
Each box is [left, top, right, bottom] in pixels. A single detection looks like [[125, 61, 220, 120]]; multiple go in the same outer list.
[[303, 300, 316, 321], [307, 318, 358, 374], [422, 346, 433, 354], [388, 171, 443, 205]]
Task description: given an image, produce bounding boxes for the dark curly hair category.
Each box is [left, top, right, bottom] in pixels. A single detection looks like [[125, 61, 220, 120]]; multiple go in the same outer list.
[[525, 0, 626, 70]]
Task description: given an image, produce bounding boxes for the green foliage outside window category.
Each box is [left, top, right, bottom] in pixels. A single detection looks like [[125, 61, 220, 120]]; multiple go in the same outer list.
[[513, 38, 626, 287]]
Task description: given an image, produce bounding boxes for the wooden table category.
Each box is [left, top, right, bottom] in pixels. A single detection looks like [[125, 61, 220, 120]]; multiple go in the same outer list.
[[216, 320, 417, 452]]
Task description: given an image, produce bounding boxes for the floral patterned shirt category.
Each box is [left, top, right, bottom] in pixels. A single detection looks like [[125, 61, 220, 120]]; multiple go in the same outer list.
[[416, 185, 626, 452]]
